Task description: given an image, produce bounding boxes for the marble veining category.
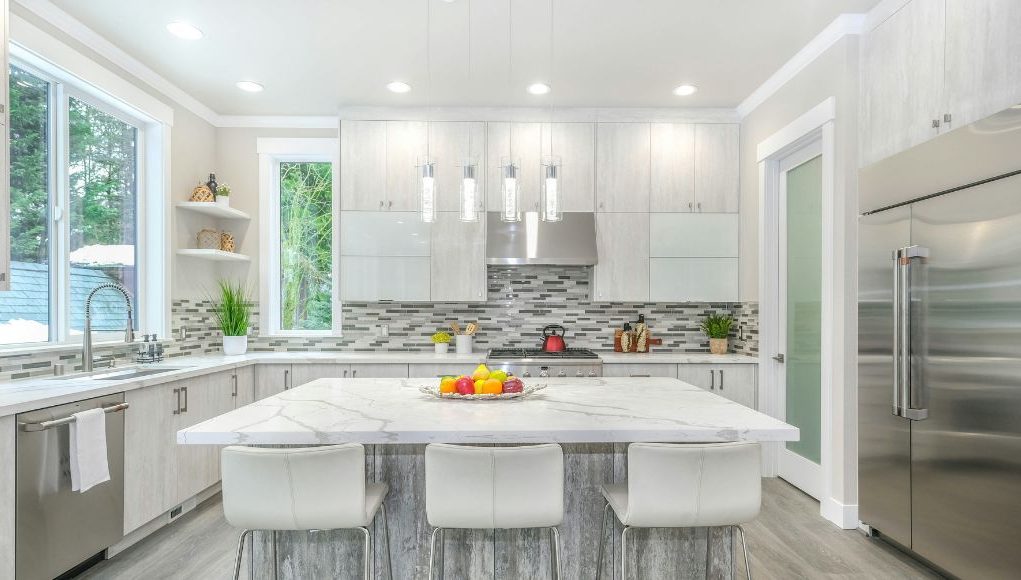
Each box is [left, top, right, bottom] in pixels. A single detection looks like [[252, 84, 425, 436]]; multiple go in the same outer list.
[[177, 377, 798, 445]]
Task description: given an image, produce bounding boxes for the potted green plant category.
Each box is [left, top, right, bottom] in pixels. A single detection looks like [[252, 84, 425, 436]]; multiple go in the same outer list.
[[215, 183, 232, 207], [212, 279, 252, 355], [431, 331, 452, 354], [700, 313, 734, 355]]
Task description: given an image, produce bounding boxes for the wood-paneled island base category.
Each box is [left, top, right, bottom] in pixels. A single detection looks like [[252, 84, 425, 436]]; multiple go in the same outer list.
[[178, 378, 797, 579]]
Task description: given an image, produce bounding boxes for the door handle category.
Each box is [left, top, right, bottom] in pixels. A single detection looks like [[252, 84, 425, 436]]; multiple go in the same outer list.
[[709, 370, 715, 390], [893, 245, 929, 420], [772, 354, 785, 363], [173, 388, 181, 415]]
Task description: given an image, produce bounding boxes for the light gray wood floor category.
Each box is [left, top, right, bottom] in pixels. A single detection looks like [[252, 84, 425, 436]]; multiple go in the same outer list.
[[75, 478, 942, 580]]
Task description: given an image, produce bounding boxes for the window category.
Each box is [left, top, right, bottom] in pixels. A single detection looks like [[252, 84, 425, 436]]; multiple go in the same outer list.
[[1, 61, 158, 348], [258, 139, 339, 336]]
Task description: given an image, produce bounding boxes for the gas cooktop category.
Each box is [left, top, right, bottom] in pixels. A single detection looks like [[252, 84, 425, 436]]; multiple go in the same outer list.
[[487, 348, 600, 360]]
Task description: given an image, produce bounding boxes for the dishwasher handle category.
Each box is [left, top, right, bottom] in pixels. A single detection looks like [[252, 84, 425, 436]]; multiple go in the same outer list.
[[19, 403, 130, 432]]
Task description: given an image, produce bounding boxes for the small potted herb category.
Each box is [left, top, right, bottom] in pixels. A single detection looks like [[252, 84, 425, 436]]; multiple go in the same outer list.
[[212, 279, 252, 356], [700, 313, 734, 355], [431, 331, 452, 354], [215, 183, 232, 207]]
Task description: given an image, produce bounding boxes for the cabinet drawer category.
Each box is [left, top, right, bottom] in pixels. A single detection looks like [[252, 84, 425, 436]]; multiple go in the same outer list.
[[601, 363, 677, 378]]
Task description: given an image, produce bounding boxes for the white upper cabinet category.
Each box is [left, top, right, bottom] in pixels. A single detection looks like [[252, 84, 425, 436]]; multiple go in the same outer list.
[[340, 212, 431, 256], [650, 123, 695, 212], [650, 214, 739, 258], [340, 256, 431, 301], [430, 212, 486, 302], [541, 123, 596, 212], [944, 0, 1021, 129], [649, 258, 739, 302], [340, 120, 387, 211], [596, 123, 651, 212], [385, 121, 428, 211], [593, 212, 650, 301], [487, 122, 542, 213], [429, 122, 486, 212], [694, 124, 740, 213]]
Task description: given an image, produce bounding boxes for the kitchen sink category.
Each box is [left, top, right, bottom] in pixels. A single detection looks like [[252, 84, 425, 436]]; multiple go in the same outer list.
[[50, 367, 191, 381]]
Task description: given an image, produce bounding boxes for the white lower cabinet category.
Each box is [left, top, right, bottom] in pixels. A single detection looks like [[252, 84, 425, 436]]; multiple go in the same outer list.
[[409, 363, 482, 379], [255, 364, 292, 399], [676, 363, 756, 408], [601, 363, 677, 378], [349, 364, 409, 378], [233, 365, 256, 408]]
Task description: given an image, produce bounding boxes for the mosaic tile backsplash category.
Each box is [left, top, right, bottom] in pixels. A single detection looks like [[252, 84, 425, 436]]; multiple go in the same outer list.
[[0, 266, 758, 381]]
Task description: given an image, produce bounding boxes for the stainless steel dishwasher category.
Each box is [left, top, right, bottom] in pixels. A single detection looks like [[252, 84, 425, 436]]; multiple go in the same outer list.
[[16, 393, 127, 580]]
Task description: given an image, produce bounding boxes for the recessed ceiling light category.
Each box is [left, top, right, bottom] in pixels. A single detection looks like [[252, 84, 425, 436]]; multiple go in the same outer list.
[[236, 81, 264, 93], [387, 81, 412, 93], [527, 83, 551, 95], [166, 21, 203, 40], [673, 84, 698, 96]]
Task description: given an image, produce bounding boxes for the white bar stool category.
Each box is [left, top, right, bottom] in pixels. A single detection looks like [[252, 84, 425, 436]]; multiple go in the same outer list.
[[595, 442, 761, 580], [221, 444, 393, 580], [424, 443, 565, 580]]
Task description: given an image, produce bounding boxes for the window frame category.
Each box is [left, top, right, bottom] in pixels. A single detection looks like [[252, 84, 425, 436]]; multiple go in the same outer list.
[[257, 138, 341, 337], [1, 53, 166, 350]]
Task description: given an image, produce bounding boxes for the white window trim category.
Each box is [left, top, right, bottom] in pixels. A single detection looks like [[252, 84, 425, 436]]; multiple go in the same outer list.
[[258, 138, 341, 337], [0, 54, 168, 351]]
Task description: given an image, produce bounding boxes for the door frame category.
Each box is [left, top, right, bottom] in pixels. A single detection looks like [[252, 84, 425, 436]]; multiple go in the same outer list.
[[757, 97, 857, 528]]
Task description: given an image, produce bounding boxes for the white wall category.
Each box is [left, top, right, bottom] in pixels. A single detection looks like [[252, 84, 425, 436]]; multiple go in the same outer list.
[[739, 36, 861, 520]]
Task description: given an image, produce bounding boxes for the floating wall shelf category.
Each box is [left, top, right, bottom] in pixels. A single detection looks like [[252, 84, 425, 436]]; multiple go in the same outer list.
[[176, 249, 251, 263], [175, 201, 251, 220]]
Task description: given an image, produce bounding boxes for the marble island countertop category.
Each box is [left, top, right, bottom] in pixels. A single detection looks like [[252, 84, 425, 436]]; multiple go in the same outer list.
[[177, 377, 797, 445], [0, 351, 757, 417]]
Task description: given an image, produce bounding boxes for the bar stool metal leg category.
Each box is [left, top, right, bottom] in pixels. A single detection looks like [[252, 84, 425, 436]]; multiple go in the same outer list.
[[358, 526, 373, 580], [705, 527, 712, 579], [735, 525, 752, 580], [549, 526, 563, 580], [380, 503, 394, 579], [621, 525, 633, 580], [595, 501, 610, 580], [232, 529, 252, 580], [428, 527, 444, 580]]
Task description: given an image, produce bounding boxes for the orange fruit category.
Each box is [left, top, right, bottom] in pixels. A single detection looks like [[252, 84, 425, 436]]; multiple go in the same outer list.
[[439, 377, 457, 394], [482, 378, 503, 394]]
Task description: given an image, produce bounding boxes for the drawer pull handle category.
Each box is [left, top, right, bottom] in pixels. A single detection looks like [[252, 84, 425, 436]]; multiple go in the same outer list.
[[630, 374, 651, 377]]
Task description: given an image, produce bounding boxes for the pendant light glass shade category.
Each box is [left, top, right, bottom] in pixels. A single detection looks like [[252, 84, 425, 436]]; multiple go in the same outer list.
[[499, 156, 521, 222], [418, 157, 437, 223], [458, 160, 480, 222], [540, 155, 562, 222]]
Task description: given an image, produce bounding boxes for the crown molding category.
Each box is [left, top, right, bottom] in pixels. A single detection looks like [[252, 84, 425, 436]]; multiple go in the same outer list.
[[217, 116, 339, 129], [736, 13, 866, 119], [337, 106, 740, 124]]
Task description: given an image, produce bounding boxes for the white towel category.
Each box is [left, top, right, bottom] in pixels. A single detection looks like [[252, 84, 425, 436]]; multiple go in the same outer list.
[[69, 408, 110, 493]]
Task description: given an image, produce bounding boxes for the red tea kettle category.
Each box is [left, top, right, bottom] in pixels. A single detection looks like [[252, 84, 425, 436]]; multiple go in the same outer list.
[[540, 324, 567, 352]]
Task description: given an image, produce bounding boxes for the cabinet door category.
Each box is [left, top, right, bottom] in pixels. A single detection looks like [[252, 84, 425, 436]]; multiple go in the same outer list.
[[715, 365, 756, 408], [290, 363, 351, 387], [593, 213, 650, 301], [944, 0, 1021, 129], [174, 372, 234, 505], [860, 0, 946, 166], [255, 364, 292, 399], [340, 120, 387, 210], [650, 213, 739, 258], [233, 365, 256, 408], [694, 124, 739, 212], [596, 123, 650, 212], [430, 212, 486, 302], [487, 122, 541, 213], [340, 211, 431, 256], [675, 364, 717, 390], [601, 364, 677, 378], [650, 258, 739, 302], [123, 383, 177, 533], [349, 364, 410, 378], [542, 123, 595, 212], [386, 121, 428, 211], [409, 364, 482, 379], [431, 122, 486, 212], [650, 123, 695, 212], [340, 256, 431, 301]]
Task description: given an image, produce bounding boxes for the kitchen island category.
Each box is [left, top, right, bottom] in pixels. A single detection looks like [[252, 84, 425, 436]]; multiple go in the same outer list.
[[179, 377, 797, 579]]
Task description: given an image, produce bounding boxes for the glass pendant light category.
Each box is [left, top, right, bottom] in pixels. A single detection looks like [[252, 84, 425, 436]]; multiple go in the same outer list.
[[419, 156, 436, 223], [540, 155, 562, 222], [458, 158, 480, 222], [500, 156, 521, 222]]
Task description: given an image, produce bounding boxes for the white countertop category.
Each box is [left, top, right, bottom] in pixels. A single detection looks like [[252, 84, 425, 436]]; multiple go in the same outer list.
[[177, 377, 796, 445], [0, 351, 757, 417]]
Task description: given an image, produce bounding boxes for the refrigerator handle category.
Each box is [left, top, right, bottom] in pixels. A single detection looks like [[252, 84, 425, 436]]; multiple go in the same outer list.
[[892, 248, 904, 416], [894, 245, 930, 421]]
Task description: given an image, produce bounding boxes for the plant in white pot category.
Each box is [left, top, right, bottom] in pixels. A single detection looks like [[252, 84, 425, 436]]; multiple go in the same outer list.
[[431, 331, 452, 354], [700, 313, 734, 355], [215, 183, 231, 207], [212, 279, 252, 356]]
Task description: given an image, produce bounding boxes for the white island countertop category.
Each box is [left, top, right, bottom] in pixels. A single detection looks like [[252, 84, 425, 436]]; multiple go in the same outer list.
[[177, 377, 797, 445]]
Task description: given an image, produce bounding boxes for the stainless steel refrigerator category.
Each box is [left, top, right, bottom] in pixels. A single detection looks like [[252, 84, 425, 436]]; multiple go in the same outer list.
[[859, 104, 1021, 579]]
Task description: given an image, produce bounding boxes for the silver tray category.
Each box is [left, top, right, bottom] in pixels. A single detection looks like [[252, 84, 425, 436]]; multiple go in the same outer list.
[[418, 384, 547, 400]]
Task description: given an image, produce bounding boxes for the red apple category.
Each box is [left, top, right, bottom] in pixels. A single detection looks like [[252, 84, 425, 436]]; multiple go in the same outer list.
[[502, 377, 524, 393], [455, 376, 475, 395]]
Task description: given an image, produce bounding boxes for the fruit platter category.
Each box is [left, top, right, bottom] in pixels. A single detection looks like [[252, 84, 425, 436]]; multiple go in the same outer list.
[[420, 364, 547, 400]]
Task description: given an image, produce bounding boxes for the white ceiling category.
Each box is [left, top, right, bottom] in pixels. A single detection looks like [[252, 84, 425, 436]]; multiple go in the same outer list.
[[41, 0, 881, 116]]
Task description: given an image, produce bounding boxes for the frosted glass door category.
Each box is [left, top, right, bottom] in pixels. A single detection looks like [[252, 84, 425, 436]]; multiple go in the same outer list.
[[784, 155, 822, 465]]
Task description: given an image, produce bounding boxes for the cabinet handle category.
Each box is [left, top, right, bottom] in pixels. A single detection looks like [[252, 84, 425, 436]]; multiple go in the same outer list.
[[688, 201, 693, 210], [697, 202, 702, 211], [630, 374, 651, 378], [931, 119, 940, 130], [709, 370, 715, 390], [387, 201, 393, 209], [284, 369, 290, 390], [718, 369, 724, 390], [173, 388, 181, 415], [232, 374, 238, 398], [379, 200, 384, 209], [181, 387, 189, 413], [352, 369, 358, 378], [943, 113, 952, 125], [343, 369, 348, 378]]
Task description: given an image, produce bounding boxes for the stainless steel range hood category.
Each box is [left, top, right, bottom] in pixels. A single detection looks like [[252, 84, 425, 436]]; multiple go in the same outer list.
[[486, 212, 598, 265]]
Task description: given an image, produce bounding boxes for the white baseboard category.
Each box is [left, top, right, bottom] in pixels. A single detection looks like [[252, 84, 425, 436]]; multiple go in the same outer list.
[[778, 448, 821, 499], [821, 497, 859, 530]]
